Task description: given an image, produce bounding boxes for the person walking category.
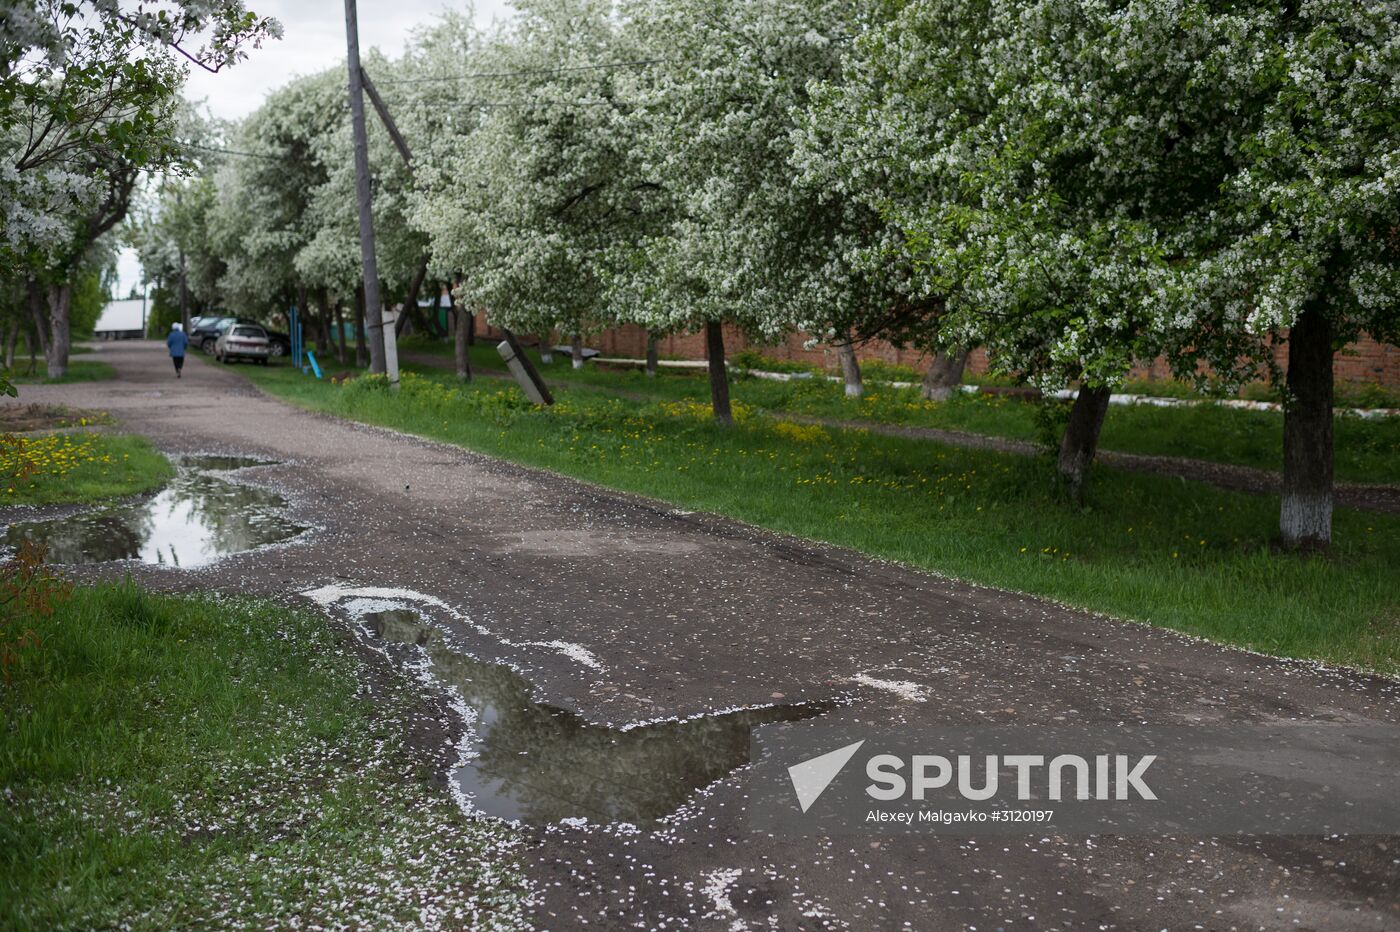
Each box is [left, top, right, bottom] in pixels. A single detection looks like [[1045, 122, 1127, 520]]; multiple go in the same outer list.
[[167, 322, 188, 378]]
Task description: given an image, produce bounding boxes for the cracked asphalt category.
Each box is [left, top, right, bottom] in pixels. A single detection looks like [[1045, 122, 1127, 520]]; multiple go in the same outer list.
[[11, 341, 1400, 931]]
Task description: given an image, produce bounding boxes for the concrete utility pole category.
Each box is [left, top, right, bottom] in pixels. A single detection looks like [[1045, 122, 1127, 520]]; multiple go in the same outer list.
[[175, 187, 190, 334], [343, 0, 394, 382]]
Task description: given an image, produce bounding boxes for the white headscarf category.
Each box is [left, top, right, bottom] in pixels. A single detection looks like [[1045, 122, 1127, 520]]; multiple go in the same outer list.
[[171, 322, 183, 332]]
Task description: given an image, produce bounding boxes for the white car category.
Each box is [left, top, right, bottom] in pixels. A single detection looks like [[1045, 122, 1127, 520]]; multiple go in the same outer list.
[[214, 324, 272, 365]]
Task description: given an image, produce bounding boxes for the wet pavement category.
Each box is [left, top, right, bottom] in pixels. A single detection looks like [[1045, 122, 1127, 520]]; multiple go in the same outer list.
[[9, 341, 1400, 931], [367, 608, 829, 826]]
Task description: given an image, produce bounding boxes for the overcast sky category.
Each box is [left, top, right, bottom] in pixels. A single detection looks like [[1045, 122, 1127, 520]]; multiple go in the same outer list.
[[117, 0, 515, 295]]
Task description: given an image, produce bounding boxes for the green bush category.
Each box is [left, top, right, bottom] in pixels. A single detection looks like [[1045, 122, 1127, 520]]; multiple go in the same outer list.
[[730, 348, 817, 374]]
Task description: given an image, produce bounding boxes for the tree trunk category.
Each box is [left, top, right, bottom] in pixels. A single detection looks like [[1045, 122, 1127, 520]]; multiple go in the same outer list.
[[331, 295, 346, 363], [45, 282, 72, 379], [464, 301, 475, 345], [354, 286, 368, 368], [921, 348, 969, 401], [26, 278, 50, 359], [4, 325, 17, 369], [1056, 385, 1112, 502], [295, 285, 309, 360], [645, 332, 659, 378], [539, 332, 553, 365], [313, 288, 329, 355], [836, 335, 864, 397], [396, 263, 428, 338], [571, 333, 584, 369], [1280, 303, 1334, 550], [454, 306, 473, 382], [25, 326, 38, 374], [178, 250, 190, 334], [705, 319, 733, 426], [365, 288, 385, 374]]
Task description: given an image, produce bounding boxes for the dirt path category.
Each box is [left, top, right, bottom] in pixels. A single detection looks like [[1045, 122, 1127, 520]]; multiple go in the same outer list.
[[400, 349, 1400, 514], [13, 340, 1400, 931]]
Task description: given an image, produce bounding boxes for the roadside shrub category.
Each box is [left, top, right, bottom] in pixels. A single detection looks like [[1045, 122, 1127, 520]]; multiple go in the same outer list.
[[0, 541, 70, 682], [860, 359, 921, 383], [771, 421, 831, 444], [657, 398, 755, 423], [730, 349, 816, 374]]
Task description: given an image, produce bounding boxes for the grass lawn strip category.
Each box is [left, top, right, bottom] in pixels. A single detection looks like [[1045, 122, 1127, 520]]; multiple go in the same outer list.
[[9, 360, 116, 385], [0, 583, 530, 929], [239, 362, 1400, 675], [395, 338, 1400, 486], [0, 431, 173, 505]]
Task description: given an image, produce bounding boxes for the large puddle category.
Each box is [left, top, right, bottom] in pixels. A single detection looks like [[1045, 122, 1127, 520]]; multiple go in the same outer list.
[[5, 455, 305, 567], [366, 609, 828, 826]]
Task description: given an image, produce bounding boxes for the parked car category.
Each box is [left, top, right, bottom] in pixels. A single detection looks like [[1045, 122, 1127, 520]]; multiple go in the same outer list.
[[193, 316, 259, 354], [214, 324, 271, 365], [264, 331, 291, 357]]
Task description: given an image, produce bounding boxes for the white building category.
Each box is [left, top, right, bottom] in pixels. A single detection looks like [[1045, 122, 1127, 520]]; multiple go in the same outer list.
[[93, 298, 147, 340]]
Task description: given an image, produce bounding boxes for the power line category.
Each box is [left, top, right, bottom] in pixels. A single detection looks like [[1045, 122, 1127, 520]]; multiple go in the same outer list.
[[168, 91, 626, 164], [179, 141, 284, 161], [377, 57, 666, 85]]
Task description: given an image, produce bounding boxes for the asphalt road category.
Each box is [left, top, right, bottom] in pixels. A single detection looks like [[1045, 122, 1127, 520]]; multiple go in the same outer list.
[[13, 341, 1400, 931]]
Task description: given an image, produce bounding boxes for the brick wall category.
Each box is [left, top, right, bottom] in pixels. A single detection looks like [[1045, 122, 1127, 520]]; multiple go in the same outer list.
[[466, 312, 1399, 389]]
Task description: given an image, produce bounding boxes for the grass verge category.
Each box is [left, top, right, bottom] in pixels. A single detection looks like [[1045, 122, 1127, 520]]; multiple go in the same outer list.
[[396, 338, 1400, 485], [9, 360, 116, 385], [242, 364, 1400, 675], [0, 582, 529, 930], [0, 432, 173, 505]]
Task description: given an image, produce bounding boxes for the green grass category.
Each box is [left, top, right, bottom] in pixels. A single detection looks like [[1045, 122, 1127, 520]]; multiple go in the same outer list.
[[1, 433, 174, 505], [240, 364, 1400, 675], [401, 339, 1400, 485], [9, 360, 116, 384], [0, 583, 528, 930]]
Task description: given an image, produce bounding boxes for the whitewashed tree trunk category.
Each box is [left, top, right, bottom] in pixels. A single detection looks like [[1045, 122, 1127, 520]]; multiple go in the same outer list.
[[454, 307, 473, 382], [1280, 303, 1333, 549], [571, 333, 584, 369], [836, 336, 863, 397], [920, 348, 969, 401]]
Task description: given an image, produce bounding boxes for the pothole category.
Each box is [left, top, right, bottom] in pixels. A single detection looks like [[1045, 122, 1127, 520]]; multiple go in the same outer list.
[[365, 608, 830, 826], [4, 454, 304, 567]]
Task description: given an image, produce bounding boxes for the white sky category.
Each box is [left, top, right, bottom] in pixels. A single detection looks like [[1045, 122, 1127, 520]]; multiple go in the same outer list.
[[117, 0, 514, 296]]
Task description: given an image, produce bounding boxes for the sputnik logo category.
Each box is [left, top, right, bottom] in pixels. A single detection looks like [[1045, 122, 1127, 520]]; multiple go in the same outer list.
[[788, 740, 866, 812]]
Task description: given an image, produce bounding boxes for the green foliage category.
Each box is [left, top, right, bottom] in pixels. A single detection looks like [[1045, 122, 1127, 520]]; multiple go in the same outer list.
[[443, 343, 1400, 484], [0, 432, 171, 505], [11, 360, 116, 385], [0, 541, 72, 683], [66, 268, 109, 339], [730, 349, 817, 375], [1032, 398, 1072, 457], [859, 360, 923, 383]]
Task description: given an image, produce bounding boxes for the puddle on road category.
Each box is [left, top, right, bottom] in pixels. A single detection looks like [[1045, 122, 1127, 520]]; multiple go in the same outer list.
[[5, 455, 305, 567], [366, 609, 828, 826]]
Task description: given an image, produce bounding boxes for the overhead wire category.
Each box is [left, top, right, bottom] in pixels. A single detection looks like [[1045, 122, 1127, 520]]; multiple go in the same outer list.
[[375, 57, 667, 85]]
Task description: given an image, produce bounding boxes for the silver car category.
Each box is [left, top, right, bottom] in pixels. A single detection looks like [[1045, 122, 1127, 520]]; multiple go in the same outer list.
[[214, 324, 272, 365]]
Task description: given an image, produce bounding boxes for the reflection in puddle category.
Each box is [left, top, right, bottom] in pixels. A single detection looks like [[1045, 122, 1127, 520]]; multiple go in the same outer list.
[[366, 609, 828, 826], [5, 455, 304, 567]]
